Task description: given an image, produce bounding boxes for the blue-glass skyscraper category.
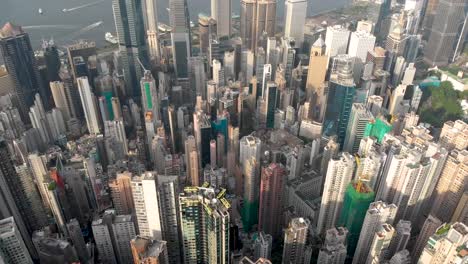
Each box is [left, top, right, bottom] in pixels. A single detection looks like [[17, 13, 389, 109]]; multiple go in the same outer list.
[[323, 56, 356, 149], [265, 81, 278, 129], [0, 23, 42, 123], [112, 0, 147, 96], [170, 0, 192, 79]]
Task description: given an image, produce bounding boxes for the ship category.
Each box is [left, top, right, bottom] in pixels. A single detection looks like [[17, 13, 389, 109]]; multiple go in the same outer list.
[[105, 32, 118, 44], [158, 23, 172, 33], [38, 8, 43, 14]]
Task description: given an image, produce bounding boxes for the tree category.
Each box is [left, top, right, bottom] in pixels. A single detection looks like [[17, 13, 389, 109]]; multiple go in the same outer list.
[[418, 81, 463, 127]]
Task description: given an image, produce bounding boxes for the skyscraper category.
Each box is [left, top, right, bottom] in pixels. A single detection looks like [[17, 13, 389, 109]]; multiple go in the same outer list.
[[431, 150, 468, 223], [264, 81, 278, 129], [50, 81, 75, 121], [317, 227, 348, 264], [156, 174, 182, 264], [306, 36, 328, 119], [242, 157, 260, 231], [0, 139, 46, 247], [140, 70, 160, 122], [77, 77, 101, 134], [92, 210, 136, 264], [131, 172, 162, 240], [282, 217, 309, 264], [178, 186, 230, 263], [109, 172, 135, 215], [412, 214, 442, 262], [366, 223, 395, 264], [240, 0, 277, 51], [0, 217, 33, 264], [324, 25, 350, 57], [258, 163, 286, 238], [143, 0, 161, 60], [323, 56, 356, 148], [317, 152, 355, 234], [211, 0, 232, 38], [170, 0, 192, 79], [283, 0, 307, 48], [424, 0, 467, 66], [0, 23, 42, 122], [112, 0, 146, 94], [347, 30, 376, 62], [352, 201, 397, 264], [253, 231, 272, 260], [343, 103, 374, 154], [418, 222, 468, 263], [337, 181, 375, 256]]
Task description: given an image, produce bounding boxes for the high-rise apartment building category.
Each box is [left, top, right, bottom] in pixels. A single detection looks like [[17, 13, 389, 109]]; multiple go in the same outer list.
[[366, 223, 395, 264], [352, 201, 397, 264], [431, 150, 468, 223], [439, 120, 468, 151], [253, 231, 272, 260], [50, 81, 75, 121], [317, 152, 355, 234], [109, 172, 135, 215], [240, 0, 277, 51], [283, 0, 307, 48], [0, 23, 42, 122], [412, 214, 442, 262], [179, 186, 230, 263], [112, 0, 146, 94], [92, 210, 136, 264], [317, 227, 348, 264], [0, 217, 33, 264], [156, 174, 182, 264], [282, 217, 309, 264], [418, 222, 468, 263], [0, 139, 45, 243], [258, 163, 286, 238], [131, 172, 162, 240]]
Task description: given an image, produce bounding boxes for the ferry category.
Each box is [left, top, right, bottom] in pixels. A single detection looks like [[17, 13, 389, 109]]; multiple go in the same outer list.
[[158, 23, 172, 33], [105, 32, 118, 44]]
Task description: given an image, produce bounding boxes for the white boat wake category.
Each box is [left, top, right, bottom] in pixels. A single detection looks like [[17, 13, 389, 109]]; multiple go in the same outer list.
[[67, 21, 103, 39], [62, 0, 106, 12], [23, 25, 78, 30]]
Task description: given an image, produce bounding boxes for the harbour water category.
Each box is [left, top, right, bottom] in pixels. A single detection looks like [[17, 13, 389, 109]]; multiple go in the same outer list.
[[0, 0, 348, 49]]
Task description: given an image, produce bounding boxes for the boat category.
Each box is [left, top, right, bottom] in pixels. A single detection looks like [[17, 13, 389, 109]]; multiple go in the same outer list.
[[158, 23, 172, 33], [62, 8, 68, 12], [38, 8, 43, 14], [105, 32, 118, 44]]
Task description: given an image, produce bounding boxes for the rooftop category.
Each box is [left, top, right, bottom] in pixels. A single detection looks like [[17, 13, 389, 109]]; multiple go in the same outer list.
[[0, 22, 24, 38]]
